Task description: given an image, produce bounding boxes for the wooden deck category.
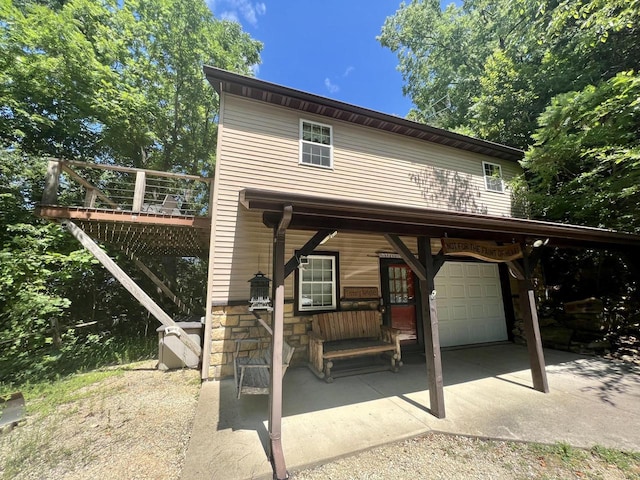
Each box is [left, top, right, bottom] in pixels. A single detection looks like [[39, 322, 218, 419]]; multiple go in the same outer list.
[[36, 159, 212, 258]]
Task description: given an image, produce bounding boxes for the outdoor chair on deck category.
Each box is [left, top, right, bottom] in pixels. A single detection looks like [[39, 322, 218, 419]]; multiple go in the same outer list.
[[233, 339, 295, 399]]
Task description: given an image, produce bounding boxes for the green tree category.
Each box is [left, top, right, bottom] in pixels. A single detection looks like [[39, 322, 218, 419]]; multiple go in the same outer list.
[[1, 0, 262, 175], [0, 0, 262, 384], [522, 71, 640, 232], [379, 0, 640, 149]]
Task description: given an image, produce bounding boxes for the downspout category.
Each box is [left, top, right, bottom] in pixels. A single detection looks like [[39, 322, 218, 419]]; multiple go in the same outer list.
[[270, 205, 292, 480]]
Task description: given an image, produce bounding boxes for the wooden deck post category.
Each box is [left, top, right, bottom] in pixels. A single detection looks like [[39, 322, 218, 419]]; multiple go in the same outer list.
[[418, 237, 446, 418], [132, 171, 146, 213], [269, 206, 291, 480], [42, 159, 61, 205]]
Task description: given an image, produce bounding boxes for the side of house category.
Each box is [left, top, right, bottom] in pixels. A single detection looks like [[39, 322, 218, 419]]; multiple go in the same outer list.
[[205, 68, 523, 379]]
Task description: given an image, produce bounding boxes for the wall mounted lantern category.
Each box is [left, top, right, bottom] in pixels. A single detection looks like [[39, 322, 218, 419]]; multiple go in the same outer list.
[[248, 271, 272, 312]]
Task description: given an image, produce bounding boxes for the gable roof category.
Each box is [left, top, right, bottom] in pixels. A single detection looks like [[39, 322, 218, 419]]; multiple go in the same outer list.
[[204, 66, 524, 163]]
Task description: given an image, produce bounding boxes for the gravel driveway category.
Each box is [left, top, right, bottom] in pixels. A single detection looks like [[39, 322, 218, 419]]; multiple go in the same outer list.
[[2, 360, 638, 480]]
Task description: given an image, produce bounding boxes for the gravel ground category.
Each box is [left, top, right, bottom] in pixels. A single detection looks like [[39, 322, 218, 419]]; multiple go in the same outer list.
[[0, 361, 200, 480], [2, 360, 639, 480], [291, 433, 640, 480]]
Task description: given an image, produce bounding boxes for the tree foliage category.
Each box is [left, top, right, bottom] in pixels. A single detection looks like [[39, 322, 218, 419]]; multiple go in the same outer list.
[[0, 0, 262, 385], [1, 0, 262, 174], [379, 0, 640, 149], [523, 72, 640, 231]]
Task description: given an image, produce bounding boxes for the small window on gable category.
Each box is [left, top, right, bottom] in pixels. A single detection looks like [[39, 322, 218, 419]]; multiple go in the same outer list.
[[300, 120, 333, 168], [296, 252, 339, 313], [483, 161, 504, 193]]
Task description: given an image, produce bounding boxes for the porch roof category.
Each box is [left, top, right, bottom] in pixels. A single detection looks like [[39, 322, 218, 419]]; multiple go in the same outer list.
[[204, 66, 523, 163], [239, 188, 640, 251]]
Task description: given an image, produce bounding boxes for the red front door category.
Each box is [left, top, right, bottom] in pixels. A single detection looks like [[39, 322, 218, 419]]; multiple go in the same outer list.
[[382, 262, 418, 344]]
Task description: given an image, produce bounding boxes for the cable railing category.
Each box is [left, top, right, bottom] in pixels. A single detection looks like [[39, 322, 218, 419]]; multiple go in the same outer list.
[[41, 159, 212, 217]]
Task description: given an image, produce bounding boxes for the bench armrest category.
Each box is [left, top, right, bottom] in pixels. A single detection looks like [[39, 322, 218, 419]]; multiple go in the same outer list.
[[380, 325, 401, 342], [308, 331, 325, 344]]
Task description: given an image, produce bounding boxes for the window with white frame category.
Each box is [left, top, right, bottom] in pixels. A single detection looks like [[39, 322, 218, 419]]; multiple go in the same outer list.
[[296, 253, 338, 312], [483, 161, 504, 193], [300, 120, 333, 168]]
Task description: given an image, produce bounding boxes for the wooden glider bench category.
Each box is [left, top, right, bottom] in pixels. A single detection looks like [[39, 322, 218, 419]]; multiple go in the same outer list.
[[233, 339, 295, 398], [308, 311, 402, 383]]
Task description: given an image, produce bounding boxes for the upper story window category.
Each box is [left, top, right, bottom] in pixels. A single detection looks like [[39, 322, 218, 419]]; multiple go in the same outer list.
[[483, 161, 504, 193], [300, 120, 333, 169]]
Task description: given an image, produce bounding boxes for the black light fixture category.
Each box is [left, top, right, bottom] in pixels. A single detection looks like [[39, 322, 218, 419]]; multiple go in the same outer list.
[[248, 271, 272, 311]]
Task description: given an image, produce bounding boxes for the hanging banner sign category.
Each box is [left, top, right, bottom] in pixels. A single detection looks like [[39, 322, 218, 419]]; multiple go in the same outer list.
[[441, 238, 523, 262]]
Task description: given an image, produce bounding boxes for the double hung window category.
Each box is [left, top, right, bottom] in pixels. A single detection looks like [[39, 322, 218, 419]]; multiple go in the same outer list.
[[296, 253, 338, 312], [300, 120, 333, 168], [483, 161, 504, 193]]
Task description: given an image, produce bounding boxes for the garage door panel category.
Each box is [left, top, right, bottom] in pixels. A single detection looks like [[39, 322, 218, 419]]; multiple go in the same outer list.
[[450, 284, 466, 298], [435, 262, 507, 347], [464, 263, 480, 277], [448, 263, 464, 277], [467, 284, 483, 297]]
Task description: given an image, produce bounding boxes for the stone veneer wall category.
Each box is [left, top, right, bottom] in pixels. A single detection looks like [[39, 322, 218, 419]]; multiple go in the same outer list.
[[209, 299, 380, 379]]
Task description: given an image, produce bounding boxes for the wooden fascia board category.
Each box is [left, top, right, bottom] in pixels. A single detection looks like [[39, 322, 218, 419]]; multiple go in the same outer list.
[[35, 205, 210, 229]]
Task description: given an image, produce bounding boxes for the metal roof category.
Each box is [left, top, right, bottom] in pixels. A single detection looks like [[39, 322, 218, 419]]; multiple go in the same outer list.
[[204, 66, 524, 163]]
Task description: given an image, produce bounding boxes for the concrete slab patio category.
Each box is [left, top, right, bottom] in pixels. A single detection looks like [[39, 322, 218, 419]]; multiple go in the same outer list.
[[181, 344, 640, 480]]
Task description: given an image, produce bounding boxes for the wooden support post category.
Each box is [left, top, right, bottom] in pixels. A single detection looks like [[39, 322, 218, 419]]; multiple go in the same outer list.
[[284, 229, 334, 279], [384, 234, 445, 417], [516, 250, 549, 393], [418, 237, 446, 418], [269, 206, 291, 480], [60, 164, 119, 209], [84, 188, 98, 208], [42, 160, 61, 205], [384, 234, 426, 281], [64, 221, 201, 358], [132, 257, 192, 315], [132, 171, 146, 213]]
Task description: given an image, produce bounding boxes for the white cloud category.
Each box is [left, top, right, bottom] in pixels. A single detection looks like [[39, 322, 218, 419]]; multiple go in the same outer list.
[[250, 64, 260, 76], [343, 66, 355, 77], [216, 0, 266, 27], [220, 10, 240, 23], [324, 78, 340, 94]]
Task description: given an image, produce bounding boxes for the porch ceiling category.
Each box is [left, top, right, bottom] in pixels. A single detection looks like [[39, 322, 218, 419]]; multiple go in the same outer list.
[[240, 188, 640, 251], [36, 206, 210, 258]]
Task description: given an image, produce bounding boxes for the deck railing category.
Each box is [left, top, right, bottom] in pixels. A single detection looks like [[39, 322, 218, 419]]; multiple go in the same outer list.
[[41, 159, 212, 217]]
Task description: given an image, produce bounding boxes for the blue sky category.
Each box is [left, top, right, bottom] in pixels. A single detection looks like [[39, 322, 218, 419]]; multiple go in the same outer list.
[[207, 1, 418, 117]]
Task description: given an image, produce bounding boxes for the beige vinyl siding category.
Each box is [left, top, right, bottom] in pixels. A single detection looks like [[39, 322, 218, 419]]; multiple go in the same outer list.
[[212, 203, 416, 303], [220, 94, 520, 216], [210, 93, 522, 304]]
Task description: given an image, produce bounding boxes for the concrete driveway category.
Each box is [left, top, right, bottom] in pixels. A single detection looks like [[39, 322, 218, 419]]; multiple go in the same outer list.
[[181, 344, 640, 480]]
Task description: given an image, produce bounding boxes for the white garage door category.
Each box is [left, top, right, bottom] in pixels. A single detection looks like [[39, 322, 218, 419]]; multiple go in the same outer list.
[[435, 261, 508, 347]]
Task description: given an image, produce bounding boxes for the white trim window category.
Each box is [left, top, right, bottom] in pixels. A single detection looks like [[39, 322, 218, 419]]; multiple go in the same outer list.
[[298, 254, 337, 311], [300, 120, 333, 168], [483, 161, 504, 193]]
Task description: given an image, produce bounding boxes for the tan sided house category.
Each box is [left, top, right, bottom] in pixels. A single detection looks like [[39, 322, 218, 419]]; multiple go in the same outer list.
[[36, 67, 640, 480]]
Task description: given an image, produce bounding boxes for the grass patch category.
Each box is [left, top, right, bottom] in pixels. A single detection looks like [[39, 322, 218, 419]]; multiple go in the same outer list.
[[0, 334, 156, 395], [530, 441, 588, 466], [591, 445, 640, 472], [18, 368, 124, 416]]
